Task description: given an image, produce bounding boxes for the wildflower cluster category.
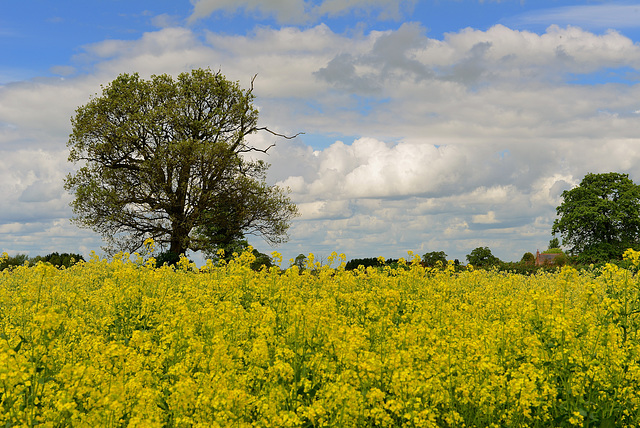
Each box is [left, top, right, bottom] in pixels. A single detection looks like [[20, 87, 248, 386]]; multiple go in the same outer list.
[[1, 250, 640, 426]]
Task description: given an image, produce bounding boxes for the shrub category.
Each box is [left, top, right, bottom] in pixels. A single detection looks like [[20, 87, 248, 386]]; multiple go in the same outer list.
[[542, 248, 564, 254], [521, 252, 535, 264], [155, 251, 181, 267], [422, 251, 448, 268], [345, 257, 383, 270], [0, 253, 29, 270]]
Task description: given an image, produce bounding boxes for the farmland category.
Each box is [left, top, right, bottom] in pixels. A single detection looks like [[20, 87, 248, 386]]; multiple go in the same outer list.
[[2, 249, 640, 427]]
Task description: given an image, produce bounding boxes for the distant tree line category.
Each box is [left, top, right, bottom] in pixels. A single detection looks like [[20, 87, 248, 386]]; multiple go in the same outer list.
[[342, 172, 640, 272], [1, 252, 85, 270], [341, 239, 569, 275], [344, 257, 399, 270]]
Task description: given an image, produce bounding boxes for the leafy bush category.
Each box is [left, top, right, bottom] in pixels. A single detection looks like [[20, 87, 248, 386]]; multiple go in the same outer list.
[[521, 252, 535, 265], [155, 251, 181, 267], [344, 257, 383, 270], [542, 248, 564, 254], [249, 249, 273, 271], [1, 252, 84, 270], [422, 251, 448, 268], [0, 253, 29, 270], [33, 252, 85, 268]]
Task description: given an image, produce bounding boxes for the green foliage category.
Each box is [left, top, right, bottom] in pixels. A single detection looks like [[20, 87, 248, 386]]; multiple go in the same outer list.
[[203, 238, 251, 264], [466, 247, 501, 268], [542, 248, 564, 254], [497, 261, 541, 275], [552, 252, 568, 267], [1, 253, 85, 270], [521, 252, 535, 264], [194, 174, 298, 260], [200, 238, 273, 271], [250, 249, 273, 271], [33, 252, 85, 268], [344, 257, 383, 271], [65, 68, 298, 257], [548, 237, 560, 250], [553, 172, 640, 263], [155, 251, 181, 267], [422, 251, 448, 268], [290, 254, 308, 273], [0, 254, 29, 270]]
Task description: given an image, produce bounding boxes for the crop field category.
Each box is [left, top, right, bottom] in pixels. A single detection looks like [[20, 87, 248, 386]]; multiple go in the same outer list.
[[2, 249, 640, 427]]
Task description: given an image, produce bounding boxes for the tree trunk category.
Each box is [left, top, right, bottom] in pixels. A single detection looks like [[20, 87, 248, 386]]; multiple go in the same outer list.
[[169, 222, 189, 255]]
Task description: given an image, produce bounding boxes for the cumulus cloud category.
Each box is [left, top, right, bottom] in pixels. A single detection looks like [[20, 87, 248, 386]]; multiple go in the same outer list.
[[0, 150, 70, 220], [314, 23, 640, 94], [292, 138, 467, 199], [297, 200, 353, 220], [0, 78, 98, 147], [315, 22, 432, 92], [472, 211, 499, 224]]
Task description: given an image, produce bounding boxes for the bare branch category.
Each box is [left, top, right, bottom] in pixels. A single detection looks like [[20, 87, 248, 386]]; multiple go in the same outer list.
[[256, 126, 304, 140], [238, 143, 276, 154], [237, 127, 303, 154]]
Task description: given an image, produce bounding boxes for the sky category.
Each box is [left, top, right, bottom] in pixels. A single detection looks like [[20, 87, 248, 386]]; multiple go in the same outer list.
[[3, 0, 640, 266]]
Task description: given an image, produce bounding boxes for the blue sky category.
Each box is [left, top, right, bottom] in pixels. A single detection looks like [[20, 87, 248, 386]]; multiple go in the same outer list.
[[5, 1, 640, 83], [3, 0, 640, 265]]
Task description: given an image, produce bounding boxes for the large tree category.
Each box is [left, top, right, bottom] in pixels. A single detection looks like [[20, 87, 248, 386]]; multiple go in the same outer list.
[[465, 247, 500, 268], [65, 68, 299, 256], [552, 172, 640, 261], [422, 251, 448, 268]]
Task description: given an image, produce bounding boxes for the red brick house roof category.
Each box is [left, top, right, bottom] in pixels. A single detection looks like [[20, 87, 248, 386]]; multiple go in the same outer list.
[[535, 250, 562, 266]]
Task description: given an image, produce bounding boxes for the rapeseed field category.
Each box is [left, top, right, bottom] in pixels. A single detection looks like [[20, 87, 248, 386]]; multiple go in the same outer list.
[[2, 246, 640, 427]]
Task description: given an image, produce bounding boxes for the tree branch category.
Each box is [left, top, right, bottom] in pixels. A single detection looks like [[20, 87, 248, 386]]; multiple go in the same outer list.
[[236, 128, 304, 154], [256, 127, 303, 140], [238, 143, 276, 154]]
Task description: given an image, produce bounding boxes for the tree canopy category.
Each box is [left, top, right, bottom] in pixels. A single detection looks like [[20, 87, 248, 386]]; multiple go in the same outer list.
[[521, 252, 535, 264], [552, 172, 640, 262], [466, 247, 500, 267], [422, 251, 448, 268], [65, 68, 298, 256]]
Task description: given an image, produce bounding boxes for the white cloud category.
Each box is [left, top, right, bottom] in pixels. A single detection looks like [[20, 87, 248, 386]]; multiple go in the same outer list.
[[317, 138, 464, 198], [151, 13, 181, 28], [189, 0, 309, 24], [0, 149, 71, 220], [188, 0, 415, 24], [314, 23, 640, 94], [0, 223, 25, 234], [472, 211, 499, 224], [0, 78, 97, 146], [297, 200, 353, 220], [512, 4, 640, 30]]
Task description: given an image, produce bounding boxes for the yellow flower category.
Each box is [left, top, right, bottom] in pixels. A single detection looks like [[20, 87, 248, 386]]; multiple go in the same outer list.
[[568, 411, 583, 426], [3, 247, 640, 426]]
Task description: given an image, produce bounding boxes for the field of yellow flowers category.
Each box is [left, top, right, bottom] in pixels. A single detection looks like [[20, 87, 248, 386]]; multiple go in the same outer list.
[[2, 247, 640, 427]]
